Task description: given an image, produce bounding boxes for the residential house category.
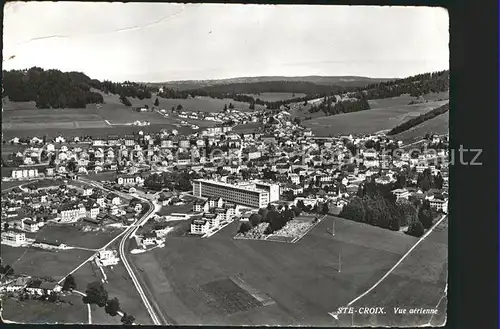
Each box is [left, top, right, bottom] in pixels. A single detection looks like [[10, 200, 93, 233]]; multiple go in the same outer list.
[[59, 203, 87, 222], [1, 230, 26, 246], [191, 219, 210, 235]]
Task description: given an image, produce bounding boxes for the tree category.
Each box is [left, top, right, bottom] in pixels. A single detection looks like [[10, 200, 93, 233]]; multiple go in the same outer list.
[[249, 214, 262, 227], [121, 313, 135, 325], [282, 208, 295, 223], [4, 222, 9, 231], [105, 297, 121, 316], [418, 207, 433, 229], [339, 197, 366, 223], [48, 291, 59, 302], [321, 202, 330, 215], [258, 208, 269, 222], [229, 102, 234, 109], [266, 210, 283, 232], [396, 199, 418, 227], [154, 98, 159, 107], [3, 265, 14, 276], [407, 220, 424, 237], [291, 205, 301, 217], [176, 104, 183, 111], [119, 94, 132, 107], [62, 274, 77, 291], [296, 199, 306, 211], [238, 222, 253, 234], [67, 160, 77, 173], [83, 281, 108, 307]]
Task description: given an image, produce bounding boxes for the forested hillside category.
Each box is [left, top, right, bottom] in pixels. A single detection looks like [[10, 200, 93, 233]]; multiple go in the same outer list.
[[2, 67, 155, 109], [361, 70, 449, 99]]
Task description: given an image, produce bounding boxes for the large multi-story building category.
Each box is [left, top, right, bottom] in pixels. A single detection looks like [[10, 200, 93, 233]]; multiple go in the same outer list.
[[1, 231, 26, 246], [191, 219, 210, 235], [192, 179, 270, 208], [11, 168, 39, 180], [59, 203, 87, 222]]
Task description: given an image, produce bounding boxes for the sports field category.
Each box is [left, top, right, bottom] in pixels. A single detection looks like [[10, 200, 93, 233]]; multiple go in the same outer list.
[[35, 223, 122, 250], [0, 245, 93, 282], [303, 99, 449, 137], [130, 216, 426, 325]]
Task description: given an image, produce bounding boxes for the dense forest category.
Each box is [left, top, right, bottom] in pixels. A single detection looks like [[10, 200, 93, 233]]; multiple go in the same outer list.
[[360, 70, 449, 99], [308, 97, 370, 115], [2, 68, 104, 108], [2, 67, 154, 109], [386, 103, 449, 136]]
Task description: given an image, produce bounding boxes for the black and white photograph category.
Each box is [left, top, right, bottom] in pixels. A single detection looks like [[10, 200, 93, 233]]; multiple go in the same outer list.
[[1, 2, 449, 327]]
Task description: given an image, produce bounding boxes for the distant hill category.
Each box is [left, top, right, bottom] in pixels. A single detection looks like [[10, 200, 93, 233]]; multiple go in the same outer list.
[[148, 76, 390, 90]]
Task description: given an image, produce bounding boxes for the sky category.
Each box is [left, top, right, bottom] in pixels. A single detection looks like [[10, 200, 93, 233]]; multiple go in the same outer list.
[[2, 2, 449, 82]]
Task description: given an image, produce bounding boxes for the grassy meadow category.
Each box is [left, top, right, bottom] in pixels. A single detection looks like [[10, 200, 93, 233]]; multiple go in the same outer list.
[[127, 216, 438, 326]]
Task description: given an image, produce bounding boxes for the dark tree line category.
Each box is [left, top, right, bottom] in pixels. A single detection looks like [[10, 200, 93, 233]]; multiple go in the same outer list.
[[361, 70, 449, 99], [387, 103, 449, 135], [100, 80, 153, 100], [2, 67, 154, 109], [340, 179, 441, 236], [309, 98, 370, 116], [143, 171, 196, 191], [3, 67, 104, 108]]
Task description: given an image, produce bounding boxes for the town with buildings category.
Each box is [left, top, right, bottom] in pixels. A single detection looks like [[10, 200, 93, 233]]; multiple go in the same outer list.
[[0, 3, 451, 327]]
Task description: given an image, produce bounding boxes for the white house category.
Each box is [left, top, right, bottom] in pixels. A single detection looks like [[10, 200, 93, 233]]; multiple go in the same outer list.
[[1, 230, 27, 246], [191, 219, 210, 235], [97, 249, 119, 266], [392, 188, 410, 201]]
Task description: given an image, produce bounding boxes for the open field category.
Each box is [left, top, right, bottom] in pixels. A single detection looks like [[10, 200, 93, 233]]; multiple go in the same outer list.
[[367, 92, 449, 110], [1, 246, 93, 281], [1, 123, 195, 140], [1, 179, 30, 190], [1, 292, 88, 324], [2, 91, 197, 138], [156, 95, 265, 113], [70, 245, 158, 325], [71, 261, 149, 325], [342, 217, 448, 327], [129, 216, 428, 325], [35, 223, 122, 249], [80, 172, 117, 182], [393, 111, 449, 143], [242, 93, 307, 102], [157, 203, 194, 216], [303, 99, 449, 137]]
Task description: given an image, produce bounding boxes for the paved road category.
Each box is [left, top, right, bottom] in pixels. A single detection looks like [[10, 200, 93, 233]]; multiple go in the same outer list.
[[80, 178, 166, 325], [73, 290, 92, 324]]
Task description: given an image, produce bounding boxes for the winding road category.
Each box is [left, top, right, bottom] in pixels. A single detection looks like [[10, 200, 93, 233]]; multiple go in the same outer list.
[[57, 178, 166, 325]]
